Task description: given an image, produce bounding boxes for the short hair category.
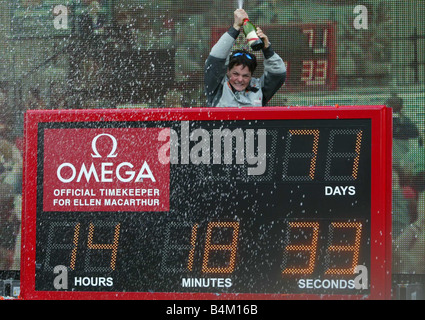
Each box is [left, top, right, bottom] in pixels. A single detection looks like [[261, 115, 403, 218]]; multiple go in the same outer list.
[[228, 50, 257, 74]]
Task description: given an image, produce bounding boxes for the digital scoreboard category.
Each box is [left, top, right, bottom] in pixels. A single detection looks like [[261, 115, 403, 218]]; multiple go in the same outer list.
[[21, 106, 392, 299]]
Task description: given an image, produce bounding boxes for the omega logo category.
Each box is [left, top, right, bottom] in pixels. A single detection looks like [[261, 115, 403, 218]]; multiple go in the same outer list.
[[56, 133, 156, 183], [91, 133, 118, 158]]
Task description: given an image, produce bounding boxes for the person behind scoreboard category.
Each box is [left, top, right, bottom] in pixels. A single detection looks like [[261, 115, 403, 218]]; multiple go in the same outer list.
[[393, 125, 425, 274], [204, 9, 286, 107]]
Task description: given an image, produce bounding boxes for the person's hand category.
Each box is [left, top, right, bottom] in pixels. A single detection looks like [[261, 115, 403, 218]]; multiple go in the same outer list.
[[233, 9, 249, 30], [256, 27, 270, 48]]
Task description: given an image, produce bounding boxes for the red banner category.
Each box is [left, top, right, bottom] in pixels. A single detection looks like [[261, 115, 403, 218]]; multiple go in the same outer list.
[[42, 127, 170, 212]]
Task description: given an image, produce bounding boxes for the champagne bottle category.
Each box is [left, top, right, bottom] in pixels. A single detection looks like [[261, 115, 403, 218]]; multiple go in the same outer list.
[[242, 18, 264, 51]]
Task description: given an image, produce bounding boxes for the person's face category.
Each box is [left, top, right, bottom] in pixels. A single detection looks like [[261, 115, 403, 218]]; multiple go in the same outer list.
[[227, 64, 252, 92]]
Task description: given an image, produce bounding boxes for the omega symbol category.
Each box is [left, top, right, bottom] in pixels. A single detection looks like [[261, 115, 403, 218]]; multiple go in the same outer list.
[[91, 133, 118, 158]]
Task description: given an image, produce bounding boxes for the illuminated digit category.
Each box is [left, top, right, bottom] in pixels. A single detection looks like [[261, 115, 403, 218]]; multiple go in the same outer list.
[[70, 223, 80, 270], [302, 28, 328, 49], [301, 60, 314, 82], [324, 129, 363, 181], [303, 29, 314, 48], [322, 28, 328, 48], [325, 222, 363, 275], [282, 222, 320, 275], [202, 221, 240, 274], [352, 131, 363, 179], [301, 60, 328, 85], [282, 129, 320, 181], [315, 60, 328, 83], [161, 222, 198, 273], [85, 222, 120, 272], [187, 224, 198, 271], [44, 221, 80, 271]]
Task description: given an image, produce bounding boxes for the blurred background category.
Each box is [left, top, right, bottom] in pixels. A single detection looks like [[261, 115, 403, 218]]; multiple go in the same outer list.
[[0, 0, 424, 299]]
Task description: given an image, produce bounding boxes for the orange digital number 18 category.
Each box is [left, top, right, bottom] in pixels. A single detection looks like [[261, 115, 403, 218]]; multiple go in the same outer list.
[[202, 221, 240, 274], [162, 221, 240, 274]]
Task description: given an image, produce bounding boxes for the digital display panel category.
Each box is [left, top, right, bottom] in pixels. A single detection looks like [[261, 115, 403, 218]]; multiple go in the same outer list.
[[21, 107, 392, 299]]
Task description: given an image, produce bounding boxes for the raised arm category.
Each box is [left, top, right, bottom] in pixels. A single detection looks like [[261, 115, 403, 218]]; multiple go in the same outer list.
[[204, 9, 249, 106], [257, 27, 286, 105]]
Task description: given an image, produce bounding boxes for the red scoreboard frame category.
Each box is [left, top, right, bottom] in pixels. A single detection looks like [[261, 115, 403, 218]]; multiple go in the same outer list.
[[21, 106, 392, 300]]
